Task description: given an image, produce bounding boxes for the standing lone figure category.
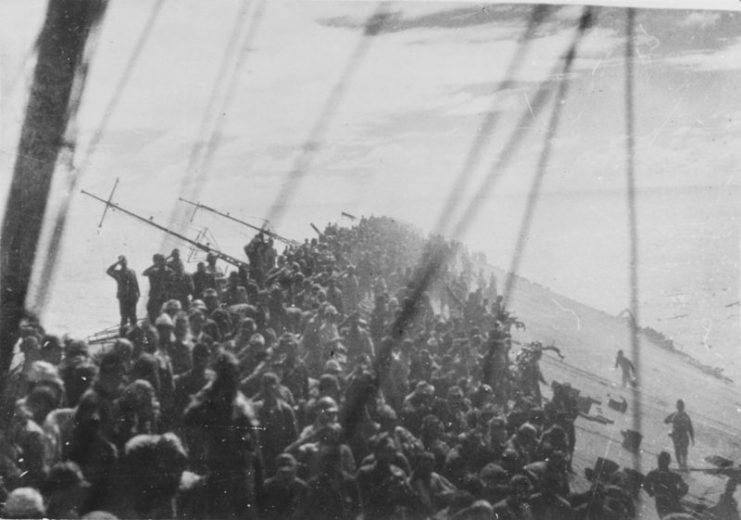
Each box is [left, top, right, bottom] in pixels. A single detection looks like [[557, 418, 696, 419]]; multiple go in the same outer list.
[[614, 350, 636, 387], [644, 451, 689, 518], [664, 399, 694, 470], [107, 255, 140, 336], [143, 254, 173, 322]]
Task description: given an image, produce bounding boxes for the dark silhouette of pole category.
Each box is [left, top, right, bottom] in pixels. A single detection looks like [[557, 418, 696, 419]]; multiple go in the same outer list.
[[0, 0, 108, 416], [33, 0, 167, 313], [625, 8, 642, 473]]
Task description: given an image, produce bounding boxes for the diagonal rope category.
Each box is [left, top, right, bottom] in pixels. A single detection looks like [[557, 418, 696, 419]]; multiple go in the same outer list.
[[624, 7, 643, 474], [411, 7, 595, 343], [170, 0, 268, 240], [162, 0, 257, 245], [262, 3, 391, 229], [344, 7, 596, 440], [412, 5, 595, 353], [501, 66, 574, 307], [32, 0, 168, 313], [433, 4, 551, 237], [448, 7, 594, 245]]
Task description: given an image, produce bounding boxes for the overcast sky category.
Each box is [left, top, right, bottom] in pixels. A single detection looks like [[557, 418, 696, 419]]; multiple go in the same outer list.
[[1, 2, 739, 219]]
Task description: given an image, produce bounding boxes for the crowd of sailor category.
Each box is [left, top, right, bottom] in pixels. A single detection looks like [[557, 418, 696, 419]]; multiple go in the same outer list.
[[0, 216, 734, 519]]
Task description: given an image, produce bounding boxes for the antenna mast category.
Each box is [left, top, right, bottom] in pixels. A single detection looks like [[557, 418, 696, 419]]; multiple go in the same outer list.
[[82, 189, 249, 270], [178, 197, 299, 246]]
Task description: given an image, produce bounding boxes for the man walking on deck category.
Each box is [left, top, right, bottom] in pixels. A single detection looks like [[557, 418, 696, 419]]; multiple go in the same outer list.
[[106, 255, 140, 336], [665, 399, 694, 470], [614, 350, 637, 388]]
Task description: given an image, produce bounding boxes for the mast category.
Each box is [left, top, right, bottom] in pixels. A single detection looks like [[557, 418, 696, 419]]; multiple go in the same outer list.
[[178, 197, 300, 246], [0, 0, 108, 415], [81, 189, 249, 270]]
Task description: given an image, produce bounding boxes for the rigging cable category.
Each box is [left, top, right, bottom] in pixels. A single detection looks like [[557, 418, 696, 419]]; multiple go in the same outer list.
[[415, 6, 595, 297], [433, 4, 551, 237], [167, 0, 268, 246], [500, 41, 582, 307], [625, 7, 643, 474], [31, 0, 168, 314], [163, 0, 259, 245], [262, 3, 391, 230], [403, 4, 594, 367], [344, 7, 596, 440], [448, 7, 594, 245]]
